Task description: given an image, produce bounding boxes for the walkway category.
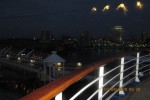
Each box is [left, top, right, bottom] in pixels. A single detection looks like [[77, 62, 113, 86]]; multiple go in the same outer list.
[[124, 78, 150, 100]]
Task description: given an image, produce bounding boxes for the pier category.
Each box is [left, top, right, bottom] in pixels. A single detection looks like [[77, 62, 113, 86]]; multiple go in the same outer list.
[[20, 50, 150, 100]]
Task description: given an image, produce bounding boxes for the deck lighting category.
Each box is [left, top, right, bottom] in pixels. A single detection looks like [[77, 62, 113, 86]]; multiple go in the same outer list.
[[117, 3, 128, 15], [57, 68, 61, 71], [136, 1, 143, 9], [91, 7, 97, 12], [57, 62, 61, 66], [102, 5, 110, 12]]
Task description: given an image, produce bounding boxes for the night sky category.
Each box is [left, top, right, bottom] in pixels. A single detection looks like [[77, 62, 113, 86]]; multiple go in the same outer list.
[[0, 0, 150, 38]]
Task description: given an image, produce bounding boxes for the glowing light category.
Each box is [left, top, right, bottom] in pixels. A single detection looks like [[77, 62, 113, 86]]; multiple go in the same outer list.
[[7, 55, 10, 58], [23, 87, 26, 90], [15, 84, 18, 89], [117, 3, 128, 15], [26, 90, 29, 93], [91, 7, 97, 12], [136, 1, 143, 9], [57, 63, 61, 66], [77, 62, 82, 67], [30, 59, 35, 63], [57, 68, 61, 71], [113, 26, 123, 30], [102, 5, 110, 12], [18, 57, 21, 60]]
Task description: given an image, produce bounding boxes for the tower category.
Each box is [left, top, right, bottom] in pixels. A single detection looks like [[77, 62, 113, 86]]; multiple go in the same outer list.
[[40, 31, 54, 42], [113, 26, 124, 42]]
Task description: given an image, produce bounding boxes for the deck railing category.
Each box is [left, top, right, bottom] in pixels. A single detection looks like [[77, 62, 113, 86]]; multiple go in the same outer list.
[[20, 50, 150, 100]]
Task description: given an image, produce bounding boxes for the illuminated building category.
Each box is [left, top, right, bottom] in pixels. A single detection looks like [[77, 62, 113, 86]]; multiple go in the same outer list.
[[113, 26, 124, 42], [40, 31, 54, 42], [141, 32, 150, 41]]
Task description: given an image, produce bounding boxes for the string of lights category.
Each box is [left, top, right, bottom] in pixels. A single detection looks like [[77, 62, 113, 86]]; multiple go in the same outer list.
[[91, 1, 143, 15], [0, 1, 144, 19]]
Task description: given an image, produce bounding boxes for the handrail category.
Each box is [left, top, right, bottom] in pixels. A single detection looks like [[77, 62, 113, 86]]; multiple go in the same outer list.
[[20, 51, 137, 100]]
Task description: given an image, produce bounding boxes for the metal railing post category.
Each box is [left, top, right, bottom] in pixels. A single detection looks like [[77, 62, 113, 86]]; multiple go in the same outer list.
[[119, 57, 125, 95], [55, 92, 62, 100], [135, 52, 140, 82], [98, 65, 104, 100]]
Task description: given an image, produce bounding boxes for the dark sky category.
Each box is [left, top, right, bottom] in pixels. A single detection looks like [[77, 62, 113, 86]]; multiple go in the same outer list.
[[0, 0, 149, 38]]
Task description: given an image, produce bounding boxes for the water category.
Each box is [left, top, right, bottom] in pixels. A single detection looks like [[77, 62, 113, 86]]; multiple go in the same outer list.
[[61, 49, 125, 100], [0, 88, 22, 100], [65, 49, 124, 66]]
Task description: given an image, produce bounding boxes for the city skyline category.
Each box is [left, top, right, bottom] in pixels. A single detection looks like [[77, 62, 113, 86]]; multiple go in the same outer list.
[[0, 0, 150, 38]]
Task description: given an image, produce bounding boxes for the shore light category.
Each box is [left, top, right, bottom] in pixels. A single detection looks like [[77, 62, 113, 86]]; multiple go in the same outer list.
[[30, 59, 34, 63], [18, 57, 21, 60], [77, 62, 82, 67], [7, 54, 10, 58]]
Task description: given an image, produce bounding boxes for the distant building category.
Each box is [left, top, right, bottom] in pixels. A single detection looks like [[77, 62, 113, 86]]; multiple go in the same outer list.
[[40, 31, 54, 42], [113, 26, 124, 42], [79, 31, 90, 47], [141, 32, 150, 41], [61, 35, 72, 44]]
